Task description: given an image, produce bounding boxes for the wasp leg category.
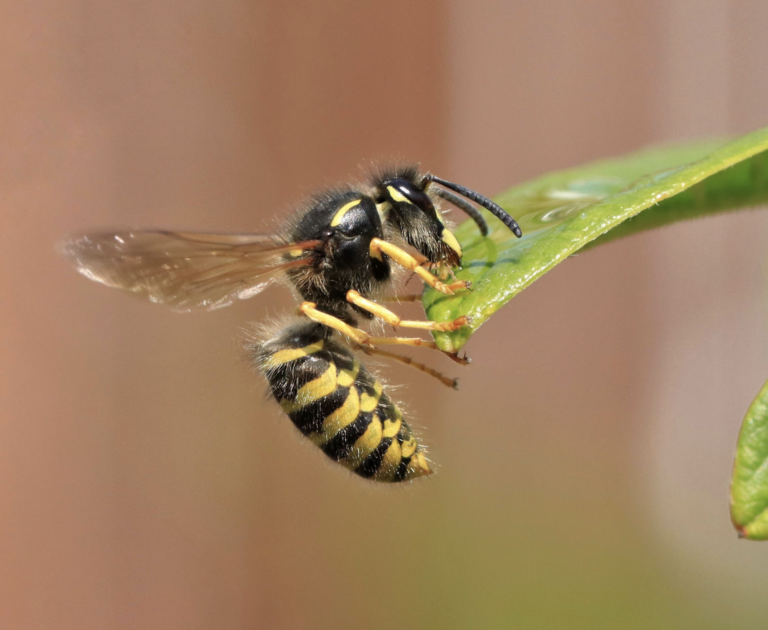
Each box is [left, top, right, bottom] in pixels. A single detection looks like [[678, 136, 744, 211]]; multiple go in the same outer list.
[[299, 302, 471, 365], [355, 345, 459, 390], [299, 302, 370, 345], [347, 290, 470, 332], [369, 238, 471, 294], [364, 336, 472, 366]]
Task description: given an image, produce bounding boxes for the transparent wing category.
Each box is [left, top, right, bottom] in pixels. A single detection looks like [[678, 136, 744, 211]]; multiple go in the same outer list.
[[59, 230, 320, 312]]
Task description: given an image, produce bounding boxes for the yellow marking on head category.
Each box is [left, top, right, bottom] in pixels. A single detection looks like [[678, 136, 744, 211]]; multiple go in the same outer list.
[[441, 228, 462, 258], [280, 366, 337, 413], [400, 435, 418, 459], [386, 185, 409, 204], [314, 388, 360, 444], [360, 381, 383, 412], [265, 340, 324, 369], [330, 199, 362, 227], [435, 207, 446, 226], [289, 248, 304, 257], [344, 418, 382, 469], [375, 201, 391, 224], [374, 439, 402, 481], [336, 361, 360, 387]]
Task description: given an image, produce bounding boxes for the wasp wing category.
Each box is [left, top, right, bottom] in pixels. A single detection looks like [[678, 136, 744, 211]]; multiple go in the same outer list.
[[60, 230, 320, 312]]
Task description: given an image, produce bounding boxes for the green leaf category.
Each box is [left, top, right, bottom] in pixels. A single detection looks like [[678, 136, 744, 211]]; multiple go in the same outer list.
[[731, 379, 768, 540], [424, 126, 768, 353]]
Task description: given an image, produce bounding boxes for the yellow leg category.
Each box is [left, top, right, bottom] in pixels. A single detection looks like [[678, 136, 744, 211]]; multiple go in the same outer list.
[[356, 345, 459, 390], [347, 290, 470, 332], [364, 336, 471, 366], [299, 302, 370, 345], [299, 302, 471, 365], [369, 238, 471, 294]]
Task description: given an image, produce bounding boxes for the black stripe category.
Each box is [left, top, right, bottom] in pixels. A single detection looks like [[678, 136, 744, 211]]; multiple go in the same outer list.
[[321, 413, 371, 462], [397, 422, 414, 442], [355, 437, 393, 478], [330, 349, 356, 373], [376, 395, 397, 421], [266, 353, 333, 401], [288, 387, 349, 435], [393, 457, 411, 482], [274, 322, 327, 349], [355, 370, 379, 397]]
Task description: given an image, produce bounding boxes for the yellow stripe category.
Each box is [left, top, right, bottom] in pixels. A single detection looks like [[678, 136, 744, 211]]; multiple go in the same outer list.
[[330, 199, 362, 227], [280, 366, 336, 413], [382, 410, 402, 438], [336, 361, 360, 387], [312, 388, 360, 445], [360, 381, 383, 412], [344, 418, 382, 469], [400, 435, 418, 459], [265, 341, 324, 368], [441, 227, 462, 257], [387, 185, 409, 204], [405, 452, 432, 478], [374, 439, 402, 481]]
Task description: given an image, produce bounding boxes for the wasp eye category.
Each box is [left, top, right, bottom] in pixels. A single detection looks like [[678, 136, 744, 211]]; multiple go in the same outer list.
[[379, 178, 438, 221]]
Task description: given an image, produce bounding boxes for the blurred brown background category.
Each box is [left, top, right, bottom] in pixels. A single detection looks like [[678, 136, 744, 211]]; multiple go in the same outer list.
[[3, 1, 768, 629]]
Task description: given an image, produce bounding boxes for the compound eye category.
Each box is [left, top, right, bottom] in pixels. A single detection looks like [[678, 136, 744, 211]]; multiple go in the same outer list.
[[381, 178, 438, 221]]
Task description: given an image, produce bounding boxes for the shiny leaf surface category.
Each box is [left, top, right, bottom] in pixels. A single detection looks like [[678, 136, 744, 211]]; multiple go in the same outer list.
[[424, 127, 768, 352]]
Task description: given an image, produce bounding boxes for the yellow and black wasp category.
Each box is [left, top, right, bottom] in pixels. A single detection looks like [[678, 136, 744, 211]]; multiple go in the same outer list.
[[61, 166, 521, 482]]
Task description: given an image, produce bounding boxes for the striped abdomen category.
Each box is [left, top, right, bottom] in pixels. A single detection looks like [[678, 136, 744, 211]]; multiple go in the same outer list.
[[253, 322, 432, 482]]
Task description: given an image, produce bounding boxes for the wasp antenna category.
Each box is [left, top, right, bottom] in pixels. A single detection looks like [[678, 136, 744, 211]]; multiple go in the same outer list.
[[431, 187, 489, 236], [424, 174, 522, 238]]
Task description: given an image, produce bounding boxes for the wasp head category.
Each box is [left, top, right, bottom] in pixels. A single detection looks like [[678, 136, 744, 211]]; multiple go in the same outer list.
[[373, 167, 463, 267]]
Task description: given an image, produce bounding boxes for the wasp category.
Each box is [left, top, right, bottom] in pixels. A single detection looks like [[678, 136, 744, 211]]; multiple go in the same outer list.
[[61, 166, 521, 482]]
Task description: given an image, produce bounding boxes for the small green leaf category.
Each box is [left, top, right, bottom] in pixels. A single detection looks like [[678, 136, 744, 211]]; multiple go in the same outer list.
[[424, 127, 768, 352], [731, 379, 768, 540]]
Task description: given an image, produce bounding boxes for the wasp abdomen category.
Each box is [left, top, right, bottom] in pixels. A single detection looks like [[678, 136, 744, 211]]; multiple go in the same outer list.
[[255, 322, 432, 482]]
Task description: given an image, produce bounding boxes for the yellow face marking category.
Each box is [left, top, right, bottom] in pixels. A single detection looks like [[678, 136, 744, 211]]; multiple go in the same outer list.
[[360, 381, 383, 412], [336, 361, 360, 387], [375, 201, 391, 224], [374, 439, 402, 481], [280, 366, 336, 413], [315, 387, 360, 444], [330, 199, 362, 227], [400, 435, 418, 459], [344, 418, 383, 469], [441, 228, 462, 258], [386, 185, 409, 204], [265, 340, 324, 369]]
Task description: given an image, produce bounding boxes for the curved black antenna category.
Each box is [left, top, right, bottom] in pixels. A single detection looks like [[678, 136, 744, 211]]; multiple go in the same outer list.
[[424, 174, 522, 238], [431, 187, 489, 236]]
